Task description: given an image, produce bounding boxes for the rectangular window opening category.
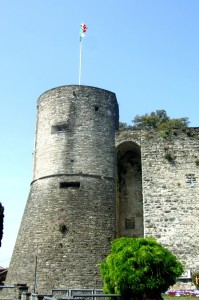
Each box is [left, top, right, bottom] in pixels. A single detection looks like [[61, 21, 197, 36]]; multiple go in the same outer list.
[[186, 174, 196, 188], [51, 124, 68, 134], [125, 218, 135, 229], [59, 182, 80, 189], [95, 106, 99, 111]]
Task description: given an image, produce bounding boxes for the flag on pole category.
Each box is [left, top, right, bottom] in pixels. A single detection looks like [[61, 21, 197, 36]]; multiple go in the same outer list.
[[79, 23, 88, 85], [80, 23, 88, 41]]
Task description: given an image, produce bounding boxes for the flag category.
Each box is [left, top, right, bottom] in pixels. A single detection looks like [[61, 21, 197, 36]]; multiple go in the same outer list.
[[80, 23, 88, 41]]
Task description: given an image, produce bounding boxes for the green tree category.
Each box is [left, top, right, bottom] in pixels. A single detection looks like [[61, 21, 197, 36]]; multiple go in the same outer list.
[[119, 122, 133, 131], [99, 237, 183, 300], [132, 109, 189, 130], [0, 203, 4, 247]]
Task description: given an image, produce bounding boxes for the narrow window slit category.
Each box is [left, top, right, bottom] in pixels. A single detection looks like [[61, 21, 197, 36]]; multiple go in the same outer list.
[[59, 182, 80, 189]]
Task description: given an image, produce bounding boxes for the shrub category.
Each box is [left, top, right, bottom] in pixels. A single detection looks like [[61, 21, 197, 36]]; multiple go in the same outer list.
[[99, 237, 183, 300]]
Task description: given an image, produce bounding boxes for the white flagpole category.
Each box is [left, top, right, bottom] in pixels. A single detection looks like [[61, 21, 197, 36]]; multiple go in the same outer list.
[[78, 23, 87, 85], [79, 38, 82, 85]]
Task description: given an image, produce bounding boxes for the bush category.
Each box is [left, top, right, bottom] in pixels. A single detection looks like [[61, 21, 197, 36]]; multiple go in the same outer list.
[[99, 237, 184, 300]]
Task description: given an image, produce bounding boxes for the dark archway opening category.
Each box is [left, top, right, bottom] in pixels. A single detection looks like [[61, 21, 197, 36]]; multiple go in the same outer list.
[[116, 141, 143, 238]]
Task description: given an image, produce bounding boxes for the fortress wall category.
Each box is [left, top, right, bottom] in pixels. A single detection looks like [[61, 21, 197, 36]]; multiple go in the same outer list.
[[116, 128, 199, 271], [33, 85, 118, 180], [142, 128, 199, 270], [5, 86, 119, 294], [5, 83, 199, 295]]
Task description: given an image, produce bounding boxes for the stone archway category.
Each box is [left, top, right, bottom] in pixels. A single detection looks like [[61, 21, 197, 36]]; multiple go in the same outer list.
[[116, 141, 143, 238]]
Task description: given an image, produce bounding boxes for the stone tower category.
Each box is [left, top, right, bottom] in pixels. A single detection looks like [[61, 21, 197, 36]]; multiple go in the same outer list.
[[6, 85, 119, 294]]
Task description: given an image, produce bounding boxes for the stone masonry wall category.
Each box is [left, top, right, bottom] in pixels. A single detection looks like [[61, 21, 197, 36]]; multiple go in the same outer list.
[[33, 85, 118, 180], [5, 86, 119, 294], [5, 84, 199, 295], [116, 128, 199, 274]]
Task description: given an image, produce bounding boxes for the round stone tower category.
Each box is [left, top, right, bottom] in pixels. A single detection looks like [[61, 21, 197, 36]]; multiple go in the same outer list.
[[6, 85, 119, 294]]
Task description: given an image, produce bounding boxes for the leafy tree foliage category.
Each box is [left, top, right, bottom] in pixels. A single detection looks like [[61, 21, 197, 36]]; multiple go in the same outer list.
[[132, 109, 189, 130], [0, 203, 4, 247], [99, 237, 183, 300], [119, 122, 133, 131]]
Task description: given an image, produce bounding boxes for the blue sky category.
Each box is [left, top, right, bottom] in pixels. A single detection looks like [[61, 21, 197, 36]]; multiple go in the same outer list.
[[0, 0, 199, 267]]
